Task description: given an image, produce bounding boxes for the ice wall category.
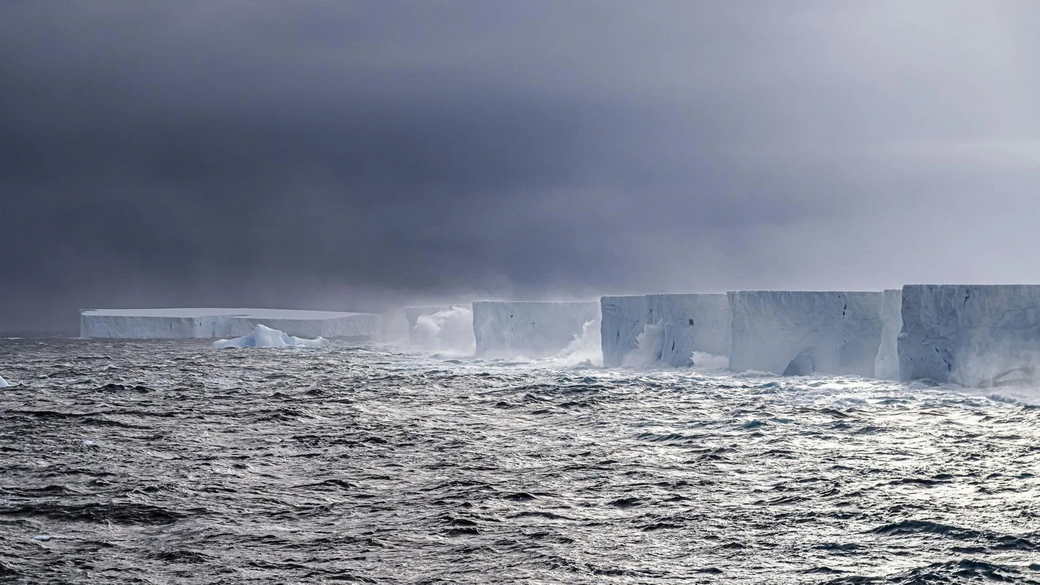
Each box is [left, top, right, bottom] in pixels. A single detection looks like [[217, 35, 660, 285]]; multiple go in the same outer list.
[[81, 308, 380, 340], [600, 296, 650, 367], [472, 301, 599, 358], [600, 294, 731, 367], [899, 285, 1040, 386], [728, 291, 883, 376], [873, 289, 903, 379], [649, 294, 731, 366]]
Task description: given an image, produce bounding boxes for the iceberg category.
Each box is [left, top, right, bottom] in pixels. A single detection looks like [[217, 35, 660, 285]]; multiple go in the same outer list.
[[80, 308, 380, 340], [472, 301, 599, 358], [899, 284, 1040, 386], [600, 293, 731, 367], [212, 324, 326, 349], [0, 375, 9, 388], [728, 291, 883, 376], [600, 295, 649, 367], [873, 289, 903, 379]]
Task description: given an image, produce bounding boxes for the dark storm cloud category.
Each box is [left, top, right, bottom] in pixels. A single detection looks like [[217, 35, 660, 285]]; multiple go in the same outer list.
[[3, 0, 1040, 332]]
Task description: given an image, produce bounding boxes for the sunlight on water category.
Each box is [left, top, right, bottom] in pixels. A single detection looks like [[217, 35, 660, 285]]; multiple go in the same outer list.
[[0, 338, 1037, 584]]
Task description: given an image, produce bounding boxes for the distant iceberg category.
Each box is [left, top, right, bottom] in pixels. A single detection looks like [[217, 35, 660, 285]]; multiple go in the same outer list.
[[0, 375, 9, 388], [212, 324, 326, 349], [81, 307, 380, 340]]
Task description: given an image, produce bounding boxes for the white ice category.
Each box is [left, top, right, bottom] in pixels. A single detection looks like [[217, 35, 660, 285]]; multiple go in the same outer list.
[[729, 291, 883, 376], [212, 324, 326, 349], [0, 375, 9, 388], [899, 284, 1040, 386], [601, 293, 730, 368], [472, 301, 600, 358], [600, 295, 649, 367], [873, 289, 902, 380], [80, 308, 380, 340]]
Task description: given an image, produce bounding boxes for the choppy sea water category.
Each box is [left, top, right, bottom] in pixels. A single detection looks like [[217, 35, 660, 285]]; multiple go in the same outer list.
[[1, 338, 1038, 584]]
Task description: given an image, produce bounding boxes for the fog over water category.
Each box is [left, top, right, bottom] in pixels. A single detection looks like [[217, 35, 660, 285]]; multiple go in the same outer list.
[[4, 1, 1040, 333]]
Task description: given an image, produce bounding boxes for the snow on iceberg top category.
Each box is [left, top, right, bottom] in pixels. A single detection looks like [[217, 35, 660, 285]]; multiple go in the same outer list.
[[81, 308, 369, 320]]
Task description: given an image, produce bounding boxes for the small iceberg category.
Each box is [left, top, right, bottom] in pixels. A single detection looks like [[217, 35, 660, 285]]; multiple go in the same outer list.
[[0, 375, 10, 388], [212, 324, 326, 349]]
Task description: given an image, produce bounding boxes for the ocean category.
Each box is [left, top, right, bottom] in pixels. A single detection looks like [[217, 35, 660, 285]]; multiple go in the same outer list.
[[1, 338, 1038, 583]]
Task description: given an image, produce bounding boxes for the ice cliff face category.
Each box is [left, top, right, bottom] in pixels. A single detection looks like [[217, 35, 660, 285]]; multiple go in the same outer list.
[[873, 289, 903, 380], [600, 296, 650, 367], [601, 294, 731, 367], [472, 301, 599, 358], [728, 291, 883, 376], [80, 308, 380, 340], [899, 285, 1040, 386]]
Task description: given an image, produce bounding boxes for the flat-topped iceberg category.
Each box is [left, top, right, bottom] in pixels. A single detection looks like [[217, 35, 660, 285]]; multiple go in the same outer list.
[[899, 284, 1040, 386], [80, 308, 380, 340], [213, 324, 326, 349], [601, 293, 731, 367], [472, 301, 599, 358], [729, 291, 883, 376]]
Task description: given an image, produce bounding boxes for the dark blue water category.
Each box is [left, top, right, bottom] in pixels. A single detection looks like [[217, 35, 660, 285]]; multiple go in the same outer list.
[[1, 338, 1038, 583]]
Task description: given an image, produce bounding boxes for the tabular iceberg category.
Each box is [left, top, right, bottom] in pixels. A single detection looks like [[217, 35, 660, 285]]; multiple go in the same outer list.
[[472, 301, 599, 358], [728, 291, 883, 376], [213, 324, 326, 349], [600, 294, 731, 367], [873, 289, 903, 380], [80, 308, 380, 340], [899, 284, 1040, 386], [600, 296, 650, 367]]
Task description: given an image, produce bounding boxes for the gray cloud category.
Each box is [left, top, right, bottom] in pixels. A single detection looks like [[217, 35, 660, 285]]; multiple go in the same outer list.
[[3, 0, 1040, 333]]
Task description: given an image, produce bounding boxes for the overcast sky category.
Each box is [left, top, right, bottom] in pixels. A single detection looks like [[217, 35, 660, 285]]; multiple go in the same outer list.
[[4, 1, 1040, 332]]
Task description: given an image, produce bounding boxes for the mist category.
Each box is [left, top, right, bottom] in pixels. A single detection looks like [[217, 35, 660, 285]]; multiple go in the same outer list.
[[4, 0, 1040, 334]]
